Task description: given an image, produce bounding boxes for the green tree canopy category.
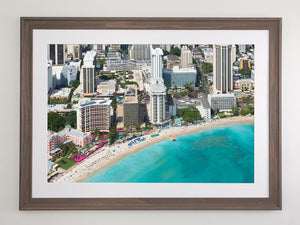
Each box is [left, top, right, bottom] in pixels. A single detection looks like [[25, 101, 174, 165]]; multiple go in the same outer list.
[[178, 106, 201, 123], [231, 105, 239, 116], [240, 68, 251, 76], [93, 128, 100, 136], [184, 82, 194, 93], [111, 97, 117, 109], [121, 81, 138, 89], [48, 111, 77, 132], [163, 49, 170, 55], [170, 47, 181, 56], [69, 79, 80, 89], [201, 63, 213, 74], [246, 104, 254, 115], [64, 111, 77, 128], [60, 141, 78, 157], [108, 127, 118, 144], [48, 112, 65, 132], [240, 109, 247, 116]]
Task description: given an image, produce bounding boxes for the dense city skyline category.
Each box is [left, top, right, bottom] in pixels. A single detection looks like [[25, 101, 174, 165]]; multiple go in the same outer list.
[[47, 43, 255, 183]]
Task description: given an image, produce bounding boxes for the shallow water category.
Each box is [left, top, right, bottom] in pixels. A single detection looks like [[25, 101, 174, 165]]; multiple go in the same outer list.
[[84, 123, 254, 183]]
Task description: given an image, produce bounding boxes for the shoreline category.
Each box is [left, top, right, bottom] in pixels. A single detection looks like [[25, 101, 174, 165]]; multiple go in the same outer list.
[[52, 116, 254, 183]]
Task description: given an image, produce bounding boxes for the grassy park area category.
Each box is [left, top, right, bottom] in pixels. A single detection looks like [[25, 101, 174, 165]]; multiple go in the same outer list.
[[56, 157, 76, 170]]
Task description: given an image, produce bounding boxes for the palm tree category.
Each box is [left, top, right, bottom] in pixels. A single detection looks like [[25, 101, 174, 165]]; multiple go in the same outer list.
[[93, 128, 100, 136]]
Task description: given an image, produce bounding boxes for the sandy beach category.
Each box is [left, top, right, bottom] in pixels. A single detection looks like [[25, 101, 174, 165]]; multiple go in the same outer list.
[[52, 116, 254, 183]]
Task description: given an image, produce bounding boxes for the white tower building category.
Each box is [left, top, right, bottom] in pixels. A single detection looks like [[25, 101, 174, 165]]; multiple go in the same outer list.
[[232, 45, 237, 63], [150, 46, 166, 125], [150, 83, 166, 125], [181, 45, 193, 68], [150, 46, 164, 83]]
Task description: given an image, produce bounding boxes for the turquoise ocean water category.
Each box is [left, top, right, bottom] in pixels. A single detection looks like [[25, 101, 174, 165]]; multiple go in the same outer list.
[[84, 122, 254, 183]]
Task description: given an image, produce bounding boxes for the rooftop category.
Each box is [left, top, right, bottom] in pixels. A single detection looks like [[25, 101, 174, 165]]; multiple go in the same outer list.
[[164, 65, 196, 73], [48, 104, 68, 112], [192, 48, 201, 53], [209, 93, 236, 98], [96, 79, 116, 96], [105, 59, 151, 67], [203, 48, 213, 52], [124, 85, 138, 103], [83, 50, 96, 66], [174, 97, 201, 107], [77, 99, 112, 108], [151, 47, 163, 56], [198, 93, 210, 108], [61, 64, 77, 75], [52, 65, 64, 78], [48, 125, 90, 140], [50, 148, 61, 155], [234, 78, 254, 84], [150, 82, 165, 93], [50, 88, 72, 98], [204, 51, 213, 56], [165, 55, 179, 62], [69, 60, 81, 68], [58, 128, 89, 139]]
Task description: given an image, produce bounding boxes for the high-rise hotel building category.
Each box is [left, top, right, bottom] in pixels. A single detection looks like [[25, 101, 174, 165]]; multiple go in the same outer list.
[[150, 83, 166, 124], [210, 44, 236, 111], [48, 44, 65, 65], [213, 45, 233, 94], [150, 47, 164, 83], [150, 46, 166, 125], [81, 51, 96, 95], [129, 44, 150, 60], [76, 99, 112, 133]]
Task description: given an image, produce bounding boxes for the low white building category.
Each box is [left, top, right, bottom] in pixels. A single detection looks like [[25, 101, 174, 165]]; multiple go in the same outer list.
[[197, 93, 211, 121], [48, 104, 74, 113], [208, 93, 236, 111], [96, 79, 116, 98], [203, 51, 213, 64], [50, 88, 72, 99], [203, 48, 213, 64]]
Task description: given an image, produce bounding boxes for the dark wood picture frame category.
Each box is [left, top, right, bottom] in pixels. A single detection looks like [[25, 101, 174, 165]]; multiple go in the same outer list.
[[20, 17, 281, 210]]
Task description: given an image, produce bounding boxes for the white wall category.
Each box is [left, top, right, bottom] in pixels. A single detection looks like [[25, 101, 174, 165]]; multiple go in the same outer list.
[[0, 0, 299, 224]]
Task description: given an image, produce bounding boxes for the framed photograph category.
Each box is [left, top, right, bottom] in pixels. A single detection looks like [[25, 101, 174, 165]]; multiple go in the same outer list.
[[20, 18, 281, 210]]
